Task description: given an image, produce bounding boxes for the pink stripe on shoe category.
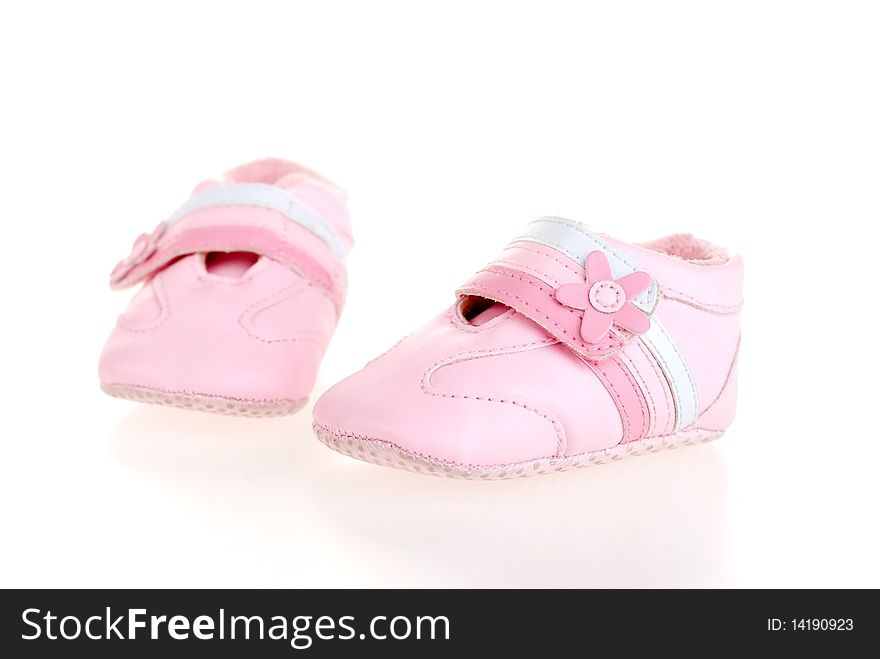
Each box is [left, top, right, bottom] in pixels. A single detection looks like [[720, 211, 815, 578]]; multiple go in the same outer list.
[[587, 356, 649, 443], [619, 340, 676, 437]]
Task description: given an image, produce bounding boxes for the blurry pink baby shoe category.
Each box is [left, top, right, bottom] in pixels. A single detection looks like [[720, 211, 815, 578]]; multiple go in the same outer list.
[[99, 158, 352, 416]]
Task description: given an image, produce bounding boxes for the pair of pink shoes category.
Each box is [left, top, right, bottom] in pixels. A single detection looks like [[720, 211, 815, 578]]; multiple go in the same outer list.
[[100, 158, 743, 479]]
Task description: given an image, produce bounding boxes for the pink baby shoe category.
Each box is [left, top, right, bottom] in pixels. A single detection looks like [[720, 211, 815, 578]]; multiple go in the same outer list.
[[99, 158, 352, 416], [313, 217, 742, 478]]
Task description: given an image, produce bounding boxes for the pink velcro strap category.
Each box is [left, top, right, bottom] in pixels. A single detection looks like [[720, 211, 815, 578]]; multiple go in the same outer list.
[[457, 224, 659, 361], [110, 221, 346, 310], [458, 265, 626, 360]]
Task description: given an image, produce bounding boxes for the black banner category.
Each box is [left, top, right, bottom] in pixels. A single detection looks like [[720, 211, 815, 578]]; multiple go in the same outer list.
[[0, 589, 873, 657]]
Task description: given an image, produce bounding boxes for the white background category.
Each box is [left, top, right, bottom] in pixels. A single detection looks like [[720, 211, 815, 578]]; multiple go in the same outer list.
[[1, 1, 878, 588]]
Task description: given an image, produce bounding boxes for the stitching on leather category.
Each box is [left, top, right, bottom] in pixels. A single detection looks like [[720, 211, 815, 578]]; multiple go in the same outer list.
[[513, 235, 590, 269], [314, 421, 723, 475], [662, 285, 743, 309], [237, 282, 326, 346], [638, 331, 681, 431], [488, 258, 560, 286], [619, 350, 655, 438], [314, 421, 560, 470], [419, 388, 565, 457], [115, 277, 172, 333], [633, 348, 660, 436], [616, 354, 650, 440], [636, 338, 674, 436], [364, 335, 410, 366], [698, 336, 741, 417], [505, 242, 583, 277], [660, 326, 699, 428], [587, 360, 631, 441], [427, 339, 557, 370], [591, 281, 624, 311], [421, 340, 567, 457], [641, 321, 699, 430], [661, 289, 744, 315], [104, 382, 301, 404]]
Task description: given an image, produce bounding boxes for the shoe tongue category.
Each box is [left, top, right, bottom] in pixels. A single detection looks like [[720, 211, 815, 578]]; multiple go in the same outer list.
[[469, 302, 510, 325]]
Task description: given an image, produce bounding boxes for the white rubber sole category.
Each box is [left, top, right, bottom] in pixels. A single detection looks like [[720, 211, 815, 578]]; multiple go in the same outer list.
[[101, 383, 306, 418], [314, 422, 724, 479]]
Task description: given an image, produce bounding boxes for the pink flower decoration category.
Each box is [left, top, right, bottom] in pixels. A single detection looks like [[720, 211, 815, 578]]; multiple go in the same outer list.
[[554, 251, 652, 343], [110, 222, 167, 285]]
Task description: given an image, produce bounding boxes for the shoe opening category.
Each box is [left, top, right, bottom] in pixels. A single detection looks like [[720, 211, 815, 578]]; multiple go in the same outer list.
[[458, 295, 510, 326], [204, 252, 260, 278]]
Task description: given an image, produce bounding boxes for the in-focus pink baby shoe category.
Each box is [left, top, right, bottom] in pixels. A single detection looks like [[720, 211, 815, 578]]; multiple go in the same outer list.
[[314, 217, 741, 478], [99, 158, 352, 416]]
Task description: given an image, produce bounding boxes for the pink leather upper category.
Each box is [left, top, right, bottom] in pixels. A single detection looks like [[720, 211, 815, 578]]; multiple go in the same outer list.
[[314, 218, 742, 468], [100, 158, 351, 403]]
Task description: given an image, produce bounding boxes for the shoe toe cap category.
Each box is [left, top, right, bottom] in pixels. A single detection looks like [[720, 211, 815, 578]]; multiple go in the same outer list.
[[313, 356, 561, 468]]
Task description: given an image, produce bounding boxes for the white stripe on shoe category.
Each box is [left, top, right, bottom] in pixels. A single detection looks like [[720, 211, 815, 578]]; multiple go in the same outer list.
[[638, 322, 700, 431], [166, 182, 347, 259]]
